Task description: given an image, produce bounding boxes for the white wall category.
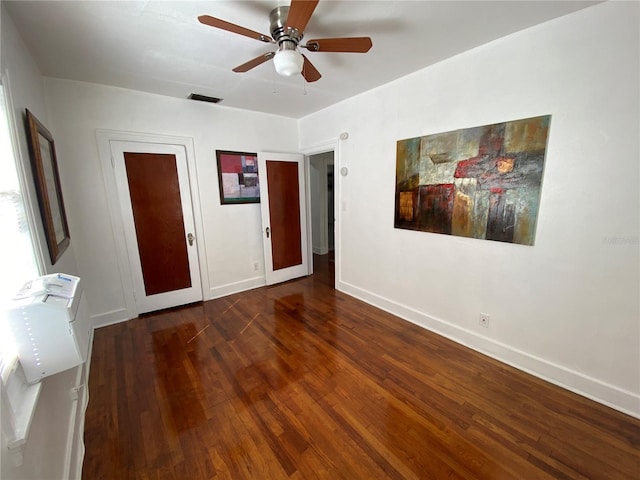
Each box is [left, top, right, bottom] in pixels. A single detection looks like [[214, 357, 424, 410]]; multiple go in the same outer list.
[[1, 5, 86, 479], [43, 78, 299, 326], [0, 4, 78, 277], [299, 1, 639, 416]]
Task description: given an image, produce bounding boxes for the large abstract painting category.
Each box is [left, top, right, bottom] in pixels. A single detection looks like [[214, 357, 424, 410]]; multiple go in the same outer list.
[[394, 115, 551, 245]]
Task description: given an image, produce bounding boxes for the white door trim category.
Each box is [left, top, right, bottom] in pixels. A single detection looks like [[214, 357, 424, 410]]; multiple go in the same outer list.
[[111, 141, 202, 313], [302, 140, 340, 287], [96, 130, 210, 320]]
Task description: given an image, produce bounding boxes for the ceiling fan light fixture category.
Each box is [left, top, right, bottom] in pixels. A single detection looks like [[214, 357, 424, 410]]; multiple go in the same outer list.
[[199, 2, 372, 83], [273, 48, 303, 77]]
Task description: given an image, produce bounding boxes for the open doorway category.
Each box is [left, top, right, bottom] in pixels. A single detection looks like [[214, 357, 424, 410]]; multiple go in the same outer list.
[[309, 151, 335, 286]]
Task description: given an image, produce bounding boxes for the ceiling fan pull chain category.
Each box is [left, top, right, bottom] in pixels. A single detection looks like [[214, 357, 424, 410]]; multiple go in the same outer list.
[[302, 67, 308, 96], [272, 69, 278, 94]]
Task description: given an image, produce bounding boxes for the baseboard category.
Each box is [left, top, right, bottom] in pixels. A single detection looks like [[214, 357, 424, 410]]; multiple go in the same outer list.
[[92, 277, 269, 327], [91, 308, 130, 328], [338, 280, 640, 419], [208, 276, 266, 300], [313, 246, 329, 255]]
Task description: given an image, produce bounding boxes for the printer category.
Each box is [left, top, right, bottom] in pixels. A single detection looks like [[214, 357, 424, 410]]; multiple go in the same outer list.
[[7, 274, 92, 384]]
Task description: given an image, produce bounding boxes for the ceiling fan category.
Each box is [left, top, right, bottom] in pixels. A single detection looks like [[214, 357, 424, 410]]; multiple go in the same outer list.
[[198, 0, 373, 82]]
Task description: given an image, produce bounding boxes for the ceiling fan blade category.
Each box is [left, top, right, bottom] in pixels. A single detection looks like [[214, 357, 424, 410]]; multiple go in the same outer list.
[[305, 37, 373, 53], [198, 15, 272, 43], [301, 55, 321, 82], [284, 0, 319, 33], [232, 52, 276, 73]]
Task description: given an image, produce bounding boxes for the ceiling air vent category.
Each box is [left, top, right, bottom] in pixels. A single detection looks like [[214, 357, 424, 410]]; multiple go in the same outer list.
[[188, 93, 222, 104]]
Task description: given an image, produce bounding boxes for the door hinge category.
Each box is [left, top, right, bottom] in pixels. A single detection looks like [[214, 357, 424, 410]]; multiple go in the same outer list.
[[70, 384, 84, 401]]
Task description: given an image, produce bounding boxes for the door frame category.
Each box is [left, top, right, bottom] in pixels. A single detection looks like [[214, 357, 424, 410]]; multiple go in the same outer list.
[[309, 153, 334, 256], [302, 140, 340, 288], [96, 130, 209, 320]]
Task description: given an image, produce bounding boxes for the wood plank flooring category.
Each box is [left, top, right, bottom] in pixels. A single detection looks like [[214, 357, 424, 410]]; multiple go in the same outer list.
[[83, 255, 640, 479]]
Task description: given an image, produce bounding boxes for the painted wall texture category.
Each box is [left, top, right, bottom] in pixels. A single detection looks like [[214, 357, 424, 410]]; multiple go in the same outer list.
[[4, 7, 637, 462], [300, 1, 639, 415]]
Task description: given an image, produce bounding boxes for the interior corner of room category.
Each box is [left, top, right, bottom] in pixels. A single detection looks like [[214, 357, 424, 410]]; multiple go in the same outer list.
[[0, 0, 638, 478]]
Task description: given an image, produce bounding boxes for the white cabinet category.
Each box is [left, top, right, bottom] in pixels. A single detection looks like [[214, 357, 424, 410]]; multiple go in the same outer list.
[[1, 273, 94, 476], [7, 274, 91, 384]]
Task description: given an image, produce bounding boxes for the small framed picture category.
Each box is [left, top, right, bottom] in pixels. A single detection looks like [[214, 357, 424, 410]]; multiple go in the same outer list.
[[216, 150, 260, 204], [25, 109, 71, 264]]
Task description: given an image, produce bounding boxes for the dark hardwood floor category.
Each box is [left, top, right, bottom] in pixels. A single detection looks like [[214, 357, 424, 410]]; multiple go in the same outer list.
[[83, 254, 640, 479]]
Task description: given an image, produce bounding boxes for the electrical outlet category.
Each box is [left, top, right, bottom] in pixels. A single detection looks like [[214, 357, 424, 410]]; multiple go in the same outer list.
[[253, 261, 259, 271], [479, 312, 490, 328]]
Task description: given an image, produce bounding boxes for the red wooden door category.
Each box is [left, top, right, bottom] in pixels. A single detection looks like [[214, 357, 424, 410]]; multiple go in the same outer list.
[[124, 153, 191, 295], [112, 141, 202, 314], [266, 160, 303, 270], [258, 152, 309, 285]]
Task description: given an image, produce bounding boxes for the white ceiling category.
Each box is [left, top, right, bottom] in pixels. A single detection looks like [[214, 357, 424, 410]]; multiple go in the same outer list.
[[5, 0, 599, 119]]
